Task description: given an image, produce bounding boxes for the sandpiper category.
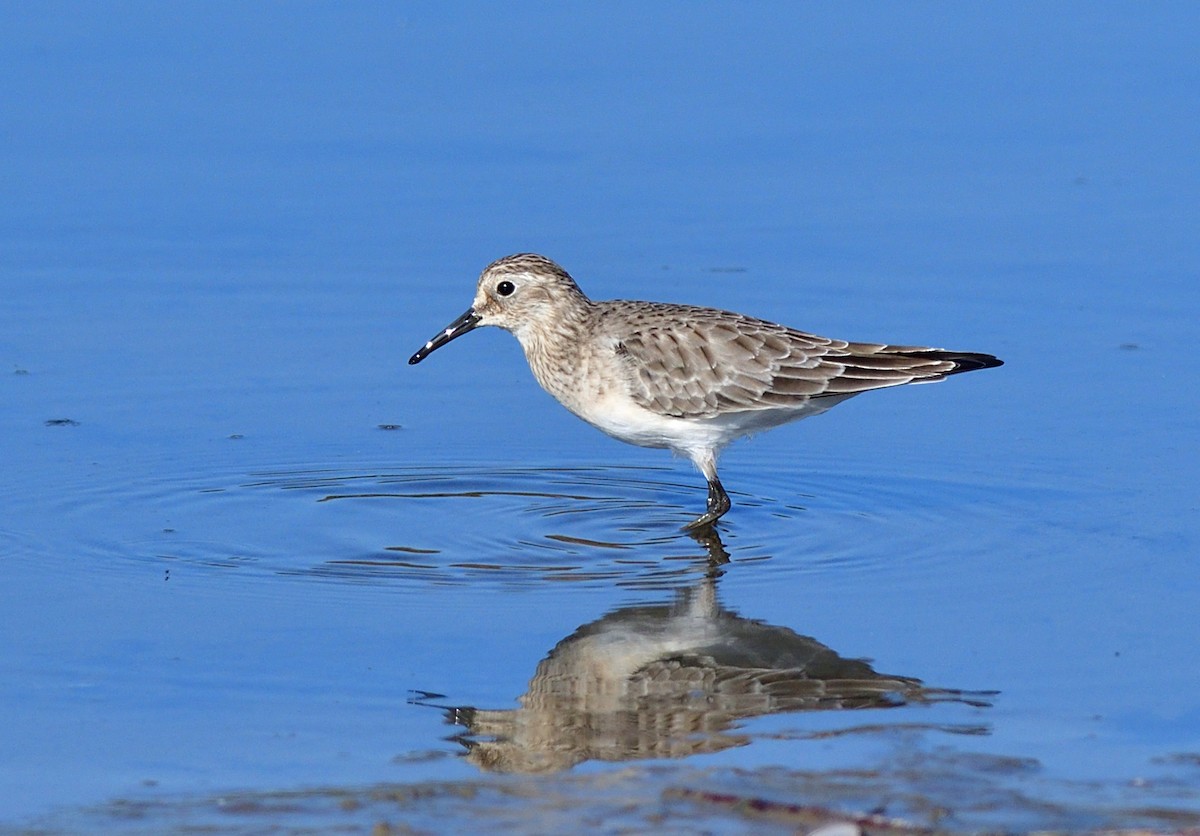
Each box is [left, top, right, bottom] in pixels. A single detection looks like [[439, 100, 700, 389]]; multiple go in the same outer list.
[[409, 254, 1002, 529]]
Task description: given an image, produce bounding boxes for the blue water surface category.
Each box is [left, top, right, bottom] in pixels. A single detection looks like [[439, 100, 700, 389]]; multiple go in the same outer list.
[[2, 3, 1198, 832]]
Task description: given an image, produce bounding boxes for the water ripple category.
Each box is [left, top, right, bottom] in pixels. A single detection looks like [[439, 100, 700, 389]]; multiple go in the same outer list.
[[4, 454, 1059, 596]]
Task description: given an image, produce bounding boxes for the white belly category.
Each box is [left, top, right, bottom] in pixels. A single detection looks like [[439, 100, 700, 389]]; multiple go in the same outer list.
[[560, 387, 853, 460]]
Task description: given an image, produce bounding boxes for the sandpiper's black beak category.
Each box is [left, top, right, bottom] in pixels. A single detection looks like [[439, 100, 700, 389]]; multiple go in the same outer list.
[[408, 308, 482, 365]]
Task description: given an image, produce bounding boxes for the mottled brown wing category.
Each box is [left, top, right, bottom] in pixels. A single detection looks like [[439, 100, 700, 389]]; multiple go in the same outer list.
[[604, 302, 997, 419]]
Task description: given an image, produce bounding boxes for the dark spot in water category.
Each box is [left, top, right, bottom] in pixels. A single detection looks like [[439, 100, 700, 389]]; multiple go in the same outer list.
[[378, 423, 403, 431], [45, 418, 80, 427], [1118, 343, 1139, 351], [228, 433, 244, 440]]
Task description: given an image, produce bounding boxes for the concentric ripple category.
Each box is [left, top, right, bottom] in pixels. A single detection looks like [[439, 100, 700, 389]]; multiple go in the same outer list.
[[4, 448, 1051, 595]]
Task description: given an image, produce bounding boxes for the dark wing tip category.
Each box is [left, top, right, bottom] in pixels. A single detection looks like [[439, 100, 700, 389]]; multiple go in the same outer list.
[[882, 348, 1003, 375], [944, 351, 1004, 374]]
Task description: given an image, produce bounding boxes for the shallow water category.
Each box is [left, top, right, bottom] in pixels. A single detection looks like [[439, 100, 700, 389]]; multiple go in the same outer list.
[[4, 3, 1200, 833]]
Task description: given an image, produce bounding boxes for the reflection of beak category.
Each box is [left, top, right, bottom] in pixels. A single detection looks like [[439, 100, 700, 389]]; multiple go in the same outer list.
[[409, 308, 482, 365]]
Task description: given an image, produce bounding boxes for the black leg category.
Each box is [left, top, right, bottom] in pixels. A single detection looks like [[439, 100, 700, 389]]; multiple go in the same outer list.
[[682, 477, 732, 531]]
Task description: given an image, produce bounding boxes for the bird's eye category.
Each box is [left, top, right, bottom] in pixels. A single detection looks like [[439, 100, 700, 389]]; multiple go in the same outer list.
[[496, 280, 515, 297]]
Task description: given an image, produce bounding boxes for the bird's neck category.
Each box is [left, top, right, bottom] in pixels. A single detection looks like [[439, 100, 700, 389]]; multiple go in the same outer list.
[[517, 296, 595, 402]]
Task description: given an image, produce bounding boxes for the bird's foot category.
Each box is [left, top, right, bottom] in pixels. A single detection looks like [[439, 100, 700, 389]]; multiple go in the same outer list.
[[681, 478, 731, 531], [682, 510, 722, 532]]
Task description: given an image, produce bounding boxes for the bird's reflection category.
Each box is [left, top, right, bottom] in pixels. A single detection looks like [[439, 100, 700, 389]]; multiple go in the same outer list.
[[414, 527, 992, 774]]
